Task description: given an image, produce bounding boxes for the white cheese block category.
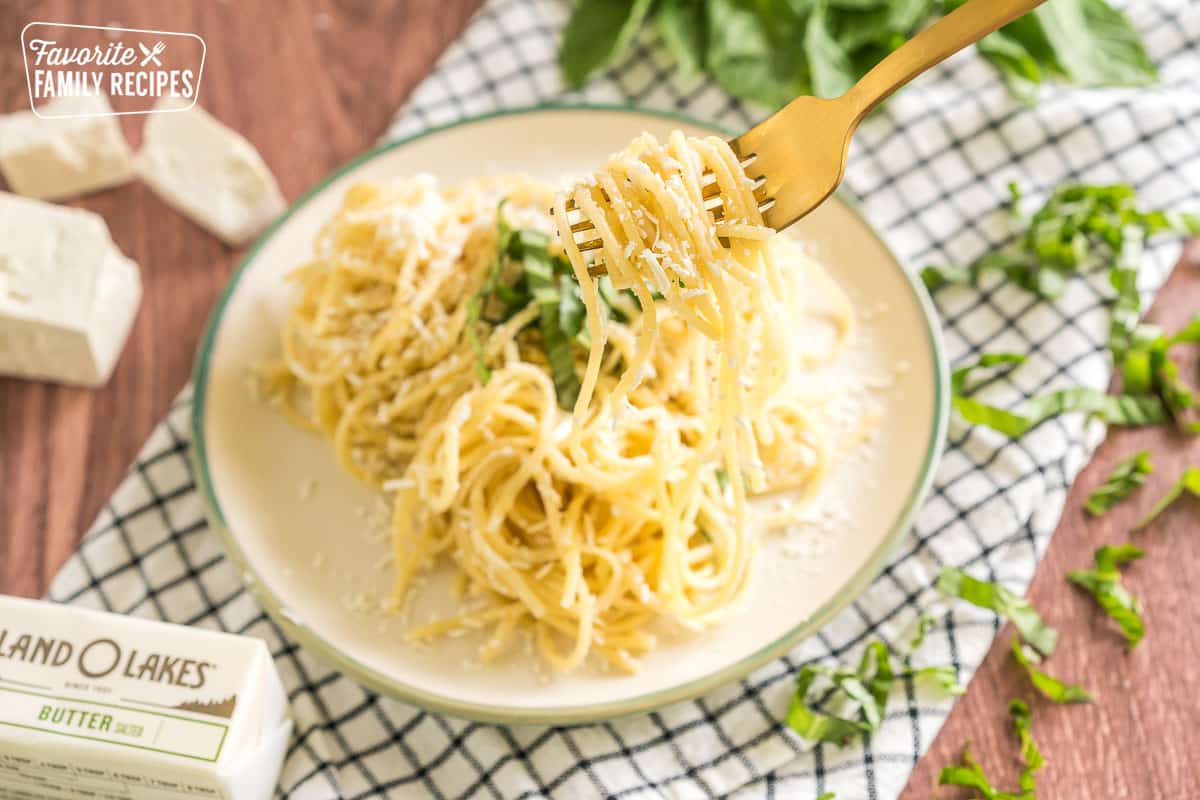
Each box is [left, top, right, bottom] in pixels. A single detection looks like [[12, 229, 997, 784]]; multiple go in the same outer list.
[[0, 595, 292, 800], [136, 97, 286, 247], [0, 192, 142, 386], [0, 94, 134, 201]]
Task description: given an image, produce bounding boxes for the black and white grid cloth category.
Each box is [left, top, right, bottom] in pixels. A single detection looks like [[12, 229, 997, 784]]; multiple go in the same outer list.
[[47, 1, 1200, 798]]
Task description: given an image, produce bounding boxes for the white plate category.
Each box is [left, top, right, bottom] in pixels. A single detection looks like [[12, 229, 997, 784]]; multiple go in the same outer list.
[[191, 106, 948, 724]]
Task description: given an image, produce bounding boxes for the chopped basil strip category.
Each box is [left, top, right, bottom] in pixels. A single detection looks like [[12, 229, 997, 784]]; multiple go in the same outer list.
[[470, 202, 630, 409], [1084, 451, 1154, 516], [924, 183, 1195, 300], [1067, 544, 1145, 649], [952, 352, 1169, 436], [1117, 314, 1200, 433], [937, 567, 1058, 657], [938, 701, 1044, 799], [906, 612, 936, 653], [1010, 636, 1093, 704], [786, 636, 961, 747], [786, 665, 872, 747], [1135, 466, 1200, 531], [937, 745, 1002, 798], [1009, 699, 1044, 794]]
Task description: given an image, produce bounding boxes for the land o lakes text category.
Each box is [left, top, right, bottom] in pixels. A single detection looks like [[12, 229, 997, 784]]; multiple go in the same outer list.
[[0, 627, 215, 689]]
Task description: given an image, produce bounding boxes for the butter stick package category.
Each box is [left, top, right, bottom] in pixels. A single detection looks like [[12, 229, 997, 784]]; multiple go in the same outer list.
[[0, 595, 291, 800]]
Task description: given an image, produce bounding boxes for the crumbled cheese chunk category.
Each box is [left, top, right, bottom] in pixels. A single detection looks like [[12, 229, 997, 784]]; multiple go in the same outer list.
[[135, 97, 286, 246], [0, 192, 141, 386], [0, 94, 133, 200]]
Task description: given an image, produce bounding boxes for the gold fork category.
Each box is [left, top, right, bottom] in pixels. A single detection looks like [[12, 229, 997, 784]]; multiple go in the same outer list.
[[566, 0, 1047, 277]]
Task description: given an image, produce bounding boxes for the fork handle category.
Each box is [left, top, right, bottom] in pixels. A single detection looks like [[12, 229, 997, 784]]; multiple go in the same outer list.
[[844, 0, 1048, 120]]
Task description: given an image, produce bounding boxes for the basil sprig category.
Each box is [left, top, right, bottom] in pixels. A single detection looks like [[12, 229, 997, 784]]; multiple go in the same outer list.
[[559, 0, 1157, 109]]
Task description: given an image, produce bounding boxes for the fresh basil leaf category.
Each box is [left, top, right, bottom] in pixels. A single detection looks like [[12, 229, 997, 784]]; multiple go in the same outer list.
[[884, 0, 932, 32], [1067, 544, 1145, 649], [705, 0, 811, 109], [1010, 636, 1093, 704], [560, 0, 654, 88], [975, 27, 1045, 106], [656, 0, 706, 75], [1035, 0, 1158, 88], [937, 567, 1058, 656], [1135, 466, 1200, 530], [805, 2, 859, 99], [1085, 451, 1153, 516]]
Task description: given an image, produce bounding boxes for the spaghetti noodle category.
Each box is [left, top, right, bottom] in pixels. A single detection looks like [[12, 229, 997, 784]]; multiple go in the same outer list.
[[262, 136, 854, 674]]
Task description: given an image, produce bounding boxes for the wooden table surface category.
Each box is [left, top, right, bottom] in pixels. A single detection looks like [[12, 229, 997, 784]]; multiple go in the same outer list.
[[0, 2, 1196, 797]]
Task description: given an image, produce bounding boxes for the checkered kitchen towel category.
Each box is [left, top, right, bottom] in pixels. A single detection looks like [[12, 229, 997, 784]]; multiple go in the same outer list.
[[47, 1, 1200, 798]]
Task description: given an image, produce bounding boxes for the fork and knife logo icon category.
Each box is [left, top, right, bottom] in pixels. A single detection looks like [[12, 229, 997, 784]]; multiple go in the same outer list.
[[138, 41, 166, 67]]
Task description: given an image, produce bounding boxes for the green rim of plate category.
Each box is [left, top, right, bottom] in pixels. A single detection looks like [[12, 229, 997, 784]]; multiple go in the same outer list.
[[190, 102, 949, 725]]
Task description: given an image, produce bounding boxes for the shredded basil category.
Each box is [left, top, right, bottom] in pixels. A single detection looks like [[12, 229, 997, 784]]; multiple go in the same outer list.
[[1067, 544, 1145, 649], [951, 352, 1169, 436], [1117, 313, 1200, 433], [922, 184, 1195, 299], [1084, 451, 1154, 516], [469, 202, 632, 410], [937, 567, 1058, 657], [1134, 466, 1200, 531], [938, 701, 1044, 799], [1009, 699, 1044, 794], [1010, 636, 1093, 704], [785, 634, 961, 747]]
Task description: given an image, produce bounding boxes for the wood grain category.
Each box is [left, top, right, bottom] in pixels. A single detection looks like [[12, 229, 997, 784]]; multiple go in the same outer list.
[[0, 0, 484, 595], [0, 4, 1197, 797], [901, 245, 1200, 800]]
